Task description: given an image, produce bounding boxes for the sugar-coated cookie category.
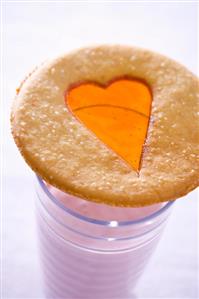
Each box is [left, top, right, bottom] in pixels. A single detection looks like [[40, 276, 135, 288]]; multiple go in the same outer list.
[[11, 45, 199, 207]]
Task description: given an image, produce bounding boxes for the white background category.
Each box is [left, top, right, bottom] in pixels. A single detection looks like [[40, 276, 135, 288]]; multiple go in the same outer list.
[[2, 2, 198, 299]]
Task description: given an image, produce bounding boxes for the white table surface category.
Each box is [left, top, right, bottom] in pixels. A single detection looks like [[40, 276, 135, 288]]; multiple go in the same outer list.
[[2, 2, 198, 298]]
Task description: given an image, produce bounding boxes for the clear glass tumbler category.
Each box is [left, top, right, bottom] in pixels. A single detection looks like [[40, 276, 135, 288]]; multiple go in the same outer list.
[[35, 176, 174, 299]]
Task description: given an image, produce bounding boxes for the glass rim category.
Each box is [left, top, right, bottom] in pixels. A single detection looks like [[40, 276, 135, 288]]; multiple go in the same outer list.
[[37, 175, 174, 227]]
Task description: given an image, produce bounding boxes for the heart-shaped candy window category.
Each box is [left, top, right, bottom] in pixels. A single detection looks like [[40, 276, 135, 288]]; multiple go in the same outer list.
[[66, 78, 152, 171]]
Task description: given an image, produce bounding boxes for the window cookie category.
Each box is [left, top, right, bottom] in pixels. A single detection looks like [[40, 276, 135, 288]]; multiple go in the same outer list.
[[11, 45, 199, 207]]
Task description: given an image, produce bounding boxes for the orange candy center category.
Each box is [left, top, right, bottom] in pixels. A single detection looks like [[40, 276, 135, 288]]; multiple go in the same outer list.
[[66, 78, 152, 171]]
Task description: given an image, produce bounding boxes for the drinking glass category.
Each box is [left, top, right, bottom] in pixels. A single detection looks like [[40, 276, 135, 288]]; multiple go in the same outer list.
[[35, 176, 174, 299]]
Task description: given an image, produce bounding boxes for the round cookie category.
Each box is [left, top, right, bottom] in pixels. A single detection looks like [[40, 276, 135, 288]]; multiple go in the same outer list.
[[11, 45, 199, 207]]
